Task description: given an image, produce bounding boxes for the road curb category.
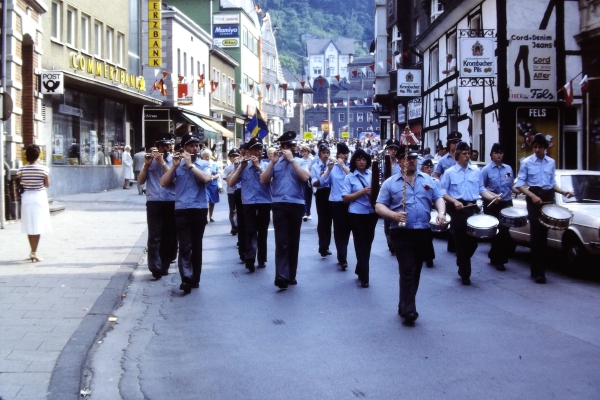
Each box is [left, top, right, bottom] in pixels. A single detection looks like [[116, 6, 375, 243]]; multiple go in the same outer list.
[[47, 228, 148, 400]]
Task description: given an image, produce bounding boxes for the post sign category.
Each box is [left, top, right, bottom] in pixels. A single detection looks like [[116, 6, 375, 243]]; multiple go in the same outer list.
[[516, 107, 560, 171], [508, 30, 556, 102], [397, 69, 421, 97], [408, 98, 422, 120], [41, 71, 64, 94], [459, 37, 496, 78]]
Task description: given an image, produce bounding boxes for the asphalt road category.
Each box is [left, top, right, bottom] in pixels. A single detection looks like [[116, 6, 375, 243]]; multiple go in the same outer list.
[[85, 201, 600, 400]]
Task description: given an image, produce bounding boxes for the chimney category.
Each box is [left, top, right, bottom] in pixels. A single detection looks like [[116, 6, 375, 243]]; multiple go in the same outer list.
[[349, 53, 354, 63]]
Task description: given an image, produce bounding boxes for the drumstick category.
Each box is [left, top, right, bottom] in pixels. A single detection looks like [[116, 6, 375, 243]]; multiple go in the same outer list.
[[486, 197, 499, 207]]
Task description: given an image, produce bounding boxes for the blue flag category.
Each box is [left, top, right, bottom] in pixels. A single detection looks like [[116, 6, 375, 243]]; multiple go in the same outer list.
[[247, 109, 269, 139]]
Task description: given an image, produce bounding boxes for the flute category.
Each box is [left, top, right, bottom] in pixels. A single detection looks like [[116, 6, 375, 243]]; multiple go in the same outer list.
[[398, 145, 409, 228]]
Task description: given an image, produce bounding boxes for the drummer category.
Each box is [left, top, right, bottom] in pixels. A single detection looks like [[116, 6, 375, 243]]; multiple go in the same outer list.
[[420, 158, 440, 268], [515, 133, 574, 284], [481, 143, 516, 271], [440, 141, 501, 285]]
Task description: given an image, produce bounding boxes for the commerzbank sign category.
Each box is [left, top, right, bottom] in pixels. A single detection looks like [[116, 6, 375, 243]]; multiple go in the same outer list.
[[70, 53, 146, 92]]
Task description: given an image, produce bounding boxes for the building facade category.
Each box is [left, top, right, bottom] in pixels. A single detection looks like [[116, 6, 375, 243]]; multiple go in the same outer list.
[[306, 38, 355, 81]]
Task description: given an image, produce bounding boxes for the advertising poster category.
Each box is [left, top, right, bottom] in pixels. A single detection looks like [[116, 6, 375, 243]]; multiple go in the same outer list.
[[508, 30, 556, 102], [90, 131, 98, 166], [459, 38, 496, 78], [396, 69, 421, 97], [516, 107, 560, 171], [408, 98, 422, 120]]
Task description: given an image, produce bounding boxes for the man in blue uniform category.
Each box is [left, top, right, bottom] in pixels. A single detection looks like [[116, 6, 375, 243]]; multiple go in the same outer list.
[[137, 132, 177, 280], [229, 137, 271, 272], [481, 143, 516, 271], [376, 146, 446, 323], [383, 139, 402, 255], [515, 134, 573, 283], [159, 132, 212, 294], [260, 131, 310, 289], [440, 141, 501, 285], [223, 148, 240, 235], [322, 142, 351, 269], [311, 141, 333, 257], [433, 131, 462, 179]]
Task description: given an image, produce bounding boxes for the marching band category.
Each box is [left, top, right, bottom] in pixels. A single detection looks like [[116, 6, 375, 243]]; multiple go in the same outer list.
[[141, 129, 567, 324]]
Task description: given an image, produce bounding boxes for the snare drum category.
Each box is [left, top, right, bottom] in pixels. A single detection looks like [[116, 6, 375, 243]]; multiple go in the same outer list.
[[429, 210, 451, 232], [466, 214, 499, 239], [499, 207, 529, 228], [540, 204, 572, 230]]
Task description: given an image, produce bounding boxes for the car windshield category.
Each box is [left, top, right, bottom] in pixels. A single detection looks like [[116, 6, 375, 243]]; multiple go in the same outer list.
[[560, 175, 600, 204]]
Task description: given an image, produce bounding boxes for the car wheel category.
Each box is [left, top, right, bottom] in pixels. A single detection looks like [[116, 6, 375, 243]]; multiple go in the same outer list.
[[562, 233, 588, 277]]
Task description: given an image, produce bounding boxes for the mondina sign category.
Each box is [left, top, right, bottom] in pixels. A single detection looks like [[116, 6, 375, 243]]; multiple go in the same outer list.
[[70, 53, 146, 92]]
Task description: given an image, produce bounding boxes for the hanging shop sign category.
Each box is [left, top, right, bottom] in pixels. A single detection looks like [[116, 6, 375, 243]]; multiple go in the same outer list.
[[41, 71, 64, 95], [408, 98, 422, 120], [508, 30, 556, 102], [459, 37, 496, 78], [397, 69, 421, 97], [70, 53, 146, 92], [148, 1, 162, 67], [213, 14, 240, 24], [214, 38, 240, 48], [213, 25, 239, 38]]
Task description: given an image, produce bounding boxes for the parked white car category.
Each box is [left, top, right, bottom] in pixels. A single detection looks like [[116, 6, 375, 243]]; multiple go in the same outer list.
[[509, 170, 600, 271]]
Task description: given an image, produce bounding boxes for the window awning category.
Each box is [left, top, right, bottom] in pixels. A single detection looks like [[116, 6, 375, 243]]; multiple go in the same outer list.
[[181, 112, 217, 139], [201, 118, 234, 138]]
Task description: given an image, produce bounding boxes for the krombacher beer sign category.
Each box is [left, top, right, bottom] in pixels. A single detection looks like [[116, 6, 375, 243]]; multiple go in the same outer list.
[[70, 53, 146, 92]]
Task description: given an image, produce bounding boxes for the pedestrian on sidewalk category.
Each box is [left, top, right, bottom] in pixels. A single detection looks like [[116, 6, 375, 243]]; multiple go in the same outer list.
[[17, 144, 52, 262], [137, 132, 178, 280], [122, 145, 134, 189], [160, 132, 212, 294], [202, 149, 220, 222]]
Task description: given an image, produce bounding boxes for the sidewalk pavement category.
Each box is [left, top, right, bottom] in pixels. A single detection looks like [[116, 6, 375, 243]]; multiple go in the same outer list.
[[0, 187, 149, 400]]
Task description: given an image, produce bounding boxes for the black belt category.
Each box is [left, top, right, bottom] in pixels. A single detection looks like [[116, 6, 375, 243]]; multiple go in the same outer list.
[[529, 186, 552, 195], [457, 199, 477, 205]]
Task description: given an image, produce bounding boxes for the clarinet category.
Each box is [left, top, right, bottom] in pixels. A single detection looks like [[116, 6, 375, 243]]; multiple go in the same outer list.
[[398, 145, 409, 228]]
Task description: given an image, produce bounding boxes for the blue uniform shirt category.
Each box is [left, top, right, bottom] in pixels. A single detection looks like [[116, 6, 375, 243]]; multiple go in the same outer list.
[[434, 153, 456, 176], [146, 154, 176, 202], [376, 172, 442, 229], [241, 160, 272, 204], [342, 169, 375, 214], [171, 158, 211, 210], [223, 163, 238, 195], [515, 154, 556, 190], [481, 162, 514, 201], [270, 156, 308, 204], [311, 159, 331, 189], [328, 162, 350, 202], [440, 163, 486, 201]]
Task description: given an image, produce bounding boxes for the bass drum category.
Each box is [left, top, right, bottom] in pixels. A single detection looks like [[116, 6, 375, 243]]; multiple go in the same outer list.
[[499, 207, 529, 228], [429, 210, 451, 232], [466, 214, 499, 239], [540, 204, 572, 230]]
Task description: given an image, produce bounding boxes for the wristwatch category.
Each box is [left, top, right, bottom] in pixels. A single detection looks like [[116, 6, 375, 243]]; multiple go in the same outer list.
[[189, 164, 195, 170]]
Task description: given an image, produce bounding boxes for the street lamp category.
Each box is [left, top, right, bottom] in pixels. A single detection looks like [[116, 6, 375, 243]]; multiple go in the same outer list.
[[445, 92, 455, 114], [434, 98, 444, 117]]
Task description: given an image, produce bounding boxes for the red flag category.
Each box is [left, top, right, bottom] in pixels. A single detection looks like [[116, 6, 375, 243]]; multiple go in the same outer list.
[[335, 75, 340, 82], [352, 70, 358, 77], [318, 78, 323, 86], [151, 80, 157, 93], [214, 82, 219, 90], [178, 75, 184, 83], [300, 81, 305, 88], [232, 83, 236, 90], [387, 58, 392, 64], [559, 80, 574, 106], [249, 83, 254, 90], [282, 83, 288, 89], [178, 83, 188, 98], [266, 83, 271, 90], [580, 75, 589, 96], [210, 81, 215, 93], [369, 65, 375, 72]]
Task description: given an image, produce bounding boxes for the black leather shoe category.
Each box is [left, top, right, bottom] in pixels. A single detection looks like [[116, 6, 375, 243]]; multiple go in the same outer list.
[[361, 281, 369, 288], [340, 262, 348, 271], [426, 260, 434, 268], [230, 229, 237, 236], [274, 277, 288, 289], [181, 282, 191, 294], [246, 262, 255, 273], [461, 277, 471, 286], [257, 262, 266, 268], [151, 271, 162, 280], [534, 275, 547, 284], [161, 270, 169, 276], [192, 283, 199, 289], [493, 262, 506, 271], [289, 279, 297, 285], [403, 312, 419, 323], [319, 250, 332, 257]]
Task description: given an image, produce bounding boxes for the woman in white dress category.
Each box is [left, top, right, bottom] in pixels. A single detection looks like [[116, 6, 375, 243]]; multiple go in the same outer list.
[[17, 144, 52, 262], [122, 145, 134, 189]]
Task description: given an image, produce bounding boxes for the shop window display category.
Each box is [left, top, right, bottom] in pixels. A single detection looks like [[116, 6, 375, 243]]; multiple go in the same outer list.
[[51, 89, 125, 166]]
